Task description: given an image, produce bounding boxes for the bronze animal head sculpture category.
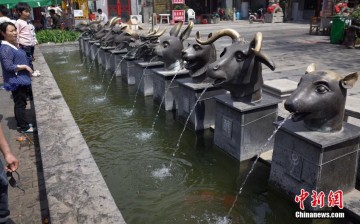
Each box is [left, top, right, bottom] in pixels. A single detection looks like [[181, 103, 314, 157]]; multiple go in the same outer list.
[[182, 35, 216, 83], [127, 27, 167, 61], [77, 21, 102, 38], [196, 30, 275, 103], [155, 21, 193, 71], [93, 17, 118, 40], [113, 25, 140, 50], [284, 63, 358, 132], [100, 18, 122, 46]]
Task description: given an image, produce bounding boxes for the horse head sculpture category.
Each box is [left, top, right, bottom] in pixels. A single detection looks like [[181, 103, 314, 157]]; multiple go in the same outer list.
[[196, 29, 275, 102]]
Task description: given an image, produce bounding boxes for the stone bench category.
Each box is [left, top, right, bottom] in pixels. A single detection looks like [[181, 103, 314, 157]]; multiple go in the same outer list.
[[345, 96, 360, 123]]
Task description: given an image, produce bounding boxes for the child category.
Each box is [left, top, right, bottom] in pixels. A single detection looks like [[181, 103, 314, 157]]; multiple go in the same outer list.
[[15, 2, 36, 69], [28, 20, 38, 61]]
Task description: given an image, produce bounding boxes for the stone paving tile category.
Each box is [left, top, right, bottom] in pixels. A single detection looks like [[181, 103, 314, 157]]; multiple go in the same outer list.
[[0, 87, 48, 223]]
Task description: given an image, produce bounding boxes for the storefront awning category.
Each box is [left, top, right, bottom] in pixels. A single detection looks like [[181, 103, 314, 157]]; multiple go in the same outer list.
[[3, 0, 61, 9]]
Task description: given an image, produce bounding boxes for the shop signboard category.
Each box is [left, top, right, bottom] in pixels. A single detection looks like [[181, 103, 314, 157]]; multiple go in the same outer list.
[[172, 10, 185, 22], [172, 0, 184, 4]]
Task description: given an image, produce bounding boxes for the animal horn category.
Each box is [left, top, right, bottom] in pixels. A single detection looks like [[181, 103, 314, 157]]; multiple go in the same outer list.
[[148, 28, 167, 38], [196, 29, 241, 45], [147, 25, 159, 35], [250, 32, 262, 53], [154, 25, 159, 33], [111, 18, 121, 26], [170, 21, 183, 37], [108, 17, 116, 26], [179, 20, 193, 41]]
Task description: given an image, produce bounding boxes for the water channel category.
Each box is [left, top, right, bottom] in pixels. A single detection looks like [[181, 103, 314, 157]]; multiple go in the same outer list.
[[42, 46, 347, 224]]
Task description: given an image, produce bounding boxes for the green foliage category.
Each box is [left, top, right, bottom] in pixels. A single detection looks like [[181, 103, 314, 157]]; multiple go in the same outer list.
[[36, 29, 81, 44], [352, 5, 360, 20]]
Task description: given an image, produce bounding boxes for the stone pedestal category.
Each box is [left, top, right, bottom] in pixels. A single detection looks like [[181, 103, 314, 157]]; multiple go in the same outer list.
[[95, 43, 102, 65], [99, 47, 106, 66], [269, 121, 360, 210], [133, 60, 164, 96], [120, 58, 137, 85], [78, 37, 83, 52], [103, 47, 115, 70], [84, 39, 91, 56], [90, 41, 99, 61], [213, 93, 280, 161], [152, 68, 189, 111], [109, 49, 127, 74], [176, 78, 226, 130]]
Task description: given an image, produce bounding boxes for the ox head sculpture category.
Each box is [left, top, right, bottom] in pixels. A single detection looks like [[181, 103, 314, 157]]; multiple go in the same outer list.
[[196, 29, 275, 102], [155, 21, 193, 71], [182, 34, 216, 83], [285, 63, 358, 132]]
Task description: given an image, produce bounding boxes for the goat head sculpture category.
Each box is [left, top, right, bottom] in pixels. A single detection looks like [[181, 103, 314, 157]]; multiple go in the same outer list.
[[285, 63, 358, 132], [196, 29, 275, 102], [182, 34, 216, 83], [155, 21, 193, 71]]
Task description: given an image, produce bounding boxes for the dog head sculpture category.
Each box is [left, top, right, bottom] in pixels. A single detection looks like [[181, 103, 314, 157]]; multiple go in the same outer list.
[[155, 21, 193, 71], [285, 63, 358, 132], [182, 34, 216, 83], [196, 30, 275, 102]]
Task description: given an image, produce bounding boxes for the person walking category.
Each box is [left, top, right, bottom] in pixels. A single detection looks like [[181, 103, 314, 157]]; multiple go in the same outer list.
[[96, 9, 108, 26], [0, 22, 34, 133]]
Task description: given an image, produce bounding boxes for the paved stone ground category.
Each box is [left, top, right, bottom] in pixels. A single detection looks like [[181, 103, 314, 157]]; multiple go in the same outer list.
[[0, 66, 49, 222], [0, 20, 359, 223]]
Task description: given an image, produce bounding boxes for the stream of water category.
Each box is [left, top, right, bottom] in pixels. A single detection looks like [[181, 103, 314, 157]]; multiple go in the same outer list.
[[42, 47, 346, 224]]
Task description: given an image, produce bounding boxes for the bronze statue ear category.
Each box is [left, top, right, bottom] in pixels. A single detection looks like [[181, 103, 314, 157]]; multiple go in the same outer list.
[[341, 72, 358, 89], [305, 63, 316, 74]]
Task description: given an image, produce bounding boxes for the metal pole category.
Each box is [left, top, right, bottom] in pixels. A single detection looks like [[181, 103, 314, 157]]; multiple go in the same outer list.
[[152, 0, 155, 31]]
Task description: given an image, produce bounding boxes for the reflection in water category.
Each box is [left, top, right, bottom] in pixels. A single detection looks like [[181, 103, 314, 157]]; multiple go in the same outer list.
[[43, 47, 345, 224]]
